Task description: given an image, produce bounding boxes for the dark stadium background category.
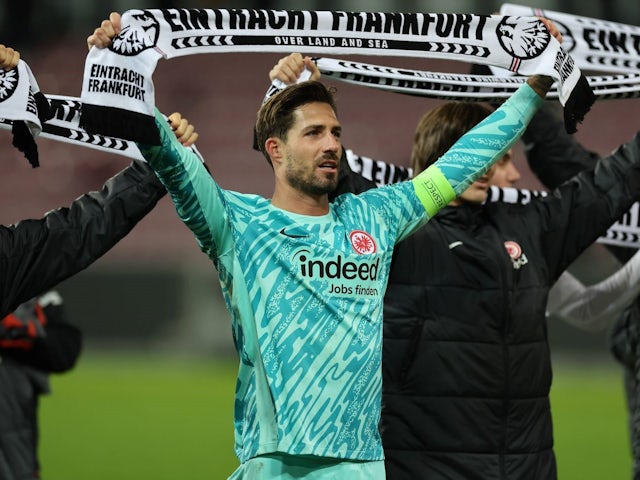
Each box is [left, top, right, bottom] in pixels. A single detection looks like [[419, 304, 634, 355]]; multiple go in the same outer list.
[[1, 0, 638, 357]]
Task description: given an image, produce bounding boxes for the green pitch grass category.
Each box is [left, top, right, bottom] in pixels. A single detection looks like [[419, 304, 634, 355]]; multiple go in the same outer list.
[[39, 353, 631, 479]]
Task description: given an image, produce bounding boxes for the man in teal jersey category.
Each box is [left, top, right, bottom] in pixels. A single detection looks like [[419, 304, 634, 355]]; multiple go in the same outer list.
[[89, 13, 556, 480]]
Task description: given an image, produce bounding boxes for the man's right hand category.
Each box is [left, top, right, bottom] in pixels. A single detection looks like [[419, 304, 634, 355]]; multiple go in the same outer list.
[[269, 52, 321, 85], [87, 11, 122, 50], [168, 112, 199, 147], [0, 45, 20, 70]]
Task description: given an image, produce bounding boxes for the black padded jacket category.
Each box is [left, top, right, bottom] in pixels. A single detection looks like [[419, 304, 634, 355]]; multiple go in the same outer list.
[[0, 160, 166, 319], [380, 132, 640, 479]]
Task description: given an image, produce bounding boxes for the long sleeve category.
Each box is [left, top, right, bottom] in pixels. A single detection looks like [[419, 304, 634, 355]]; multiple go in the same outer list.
[[0, 160, 166, 318], [548, 249, 640, 331], [412, 82, 543, 217], [537, 133, 640, 280], [522, 102, 600, 189]]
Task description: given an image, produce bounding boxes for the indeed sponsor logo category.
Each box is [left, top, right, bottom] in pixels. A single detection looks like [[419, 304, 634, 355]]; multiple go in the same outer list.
[[295, 250, 380, 281], [293, 249, 381, 298]]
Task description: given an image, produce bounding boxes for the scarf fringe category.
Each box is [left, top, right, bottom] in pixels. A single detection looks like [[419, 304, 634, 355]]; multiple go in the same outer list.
[[34, 91, 52, 123], [563, 74, 596, 134], [11, 121, 39, 168], [79, 104, 160, 146]]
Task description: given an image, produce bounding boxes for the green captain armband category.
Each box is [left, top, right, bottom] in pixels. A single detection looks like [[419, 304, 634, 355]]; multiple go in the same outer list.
[[411, 164, 456, 218]]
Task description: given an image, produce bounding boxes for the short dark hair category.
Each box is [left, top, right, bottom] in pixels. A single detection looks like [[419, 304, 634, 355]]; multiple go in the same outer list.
[[410, 102, 493, 175], [255, 81, 338, 165]]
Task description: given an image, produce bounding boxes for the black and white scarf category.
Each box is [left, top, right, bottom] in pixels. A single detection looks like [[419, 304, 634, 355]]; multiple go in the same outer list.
[[500, 3, 640, 74], [78, 8, 595, 143], [0, 61, 51, 167], [265, 7, 640, 105], [0, 94, 203, 163], [295, 6, 640, 101], [4, 7, 636, 165], [313, 57, 640, 102]]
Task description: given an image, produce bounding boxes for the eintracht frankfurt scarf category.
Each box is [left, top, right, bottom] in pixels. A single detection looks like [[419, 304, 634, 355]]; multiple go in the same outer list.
[[269, 7, 640, 104], [79, 8, 595, 143], [0, 94, 203, 164], [500, 3, 640, 74], [0, 61, 51, 167], [313, 57, 640, 101]]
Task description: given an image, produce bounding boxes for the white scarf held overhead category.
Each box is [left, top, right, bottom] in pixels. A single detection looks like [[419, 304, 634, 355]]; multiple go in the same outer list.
[[0, 61, 50, 167], [313, 7, 640, 103], [313, 57, 640, 101], [0, 94, 204, 163], [500, 3, 640, 74], [79, 8, 595, 143]]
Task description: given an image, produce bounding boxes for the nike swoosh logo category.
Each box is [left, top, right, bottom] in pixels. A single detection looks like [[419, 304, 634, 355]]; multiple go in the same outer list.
[[279, 228, 308, 239], [448, 241, 463, 250]]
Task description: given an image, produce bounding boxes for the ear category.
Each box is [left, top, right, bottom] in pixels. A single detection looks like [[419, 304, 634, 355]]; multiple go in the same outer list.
[[266, 137, 283, 166]]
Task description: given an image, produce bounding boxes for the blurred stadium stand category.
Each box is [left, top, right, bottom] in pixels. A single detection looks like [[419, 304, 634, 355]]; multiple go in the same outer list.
[[0, 0, 638, 356]]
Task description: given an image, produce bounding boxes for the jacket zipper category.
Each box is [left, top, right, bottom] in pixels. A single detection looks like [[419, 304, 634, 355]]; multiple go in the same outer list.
[[498, 237, 514, 480]]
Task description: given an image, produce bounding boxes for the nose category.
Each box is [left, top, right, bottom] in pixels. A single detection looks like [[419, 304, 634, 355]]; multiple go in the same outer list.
[[507, 161, 521, 183], [324, 132, 341, 154]]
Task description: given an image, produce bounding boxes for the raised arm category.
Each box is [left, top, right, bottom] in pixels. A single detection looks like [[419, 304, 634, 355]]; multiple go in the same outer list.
[[522, 102, 601, 189], [548, 250, 640, 332], [412, 77, 550, 217], [0, 95, 197, 318], [0, 160, 165, 318]]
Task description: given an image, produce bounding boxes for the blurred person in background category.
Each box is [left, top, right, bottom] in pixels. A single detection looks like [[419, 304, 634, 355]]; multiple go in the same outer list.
[[513, 99, 640, 480], [0, 291, 80, 480], [491, 104, 640, 335], [380, 101, 640, 480]]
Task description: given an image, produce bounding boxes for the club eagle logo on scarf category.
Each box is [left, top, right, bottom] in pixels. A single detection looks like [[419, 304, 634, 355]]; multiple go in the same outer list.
[[0, 67, 19, 103], [496, 17, 551, 60], [109, 10, 160, 56], [349, 230, 377, 255]]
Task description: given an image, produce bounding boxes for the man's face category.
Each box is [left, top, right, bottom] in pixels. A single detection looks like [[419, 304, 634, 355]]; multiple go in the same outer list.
[[280, 102, 343, 196], [451, 162, 499, 205], [450, 150, 519, 206], [489, 150, 521, 188]]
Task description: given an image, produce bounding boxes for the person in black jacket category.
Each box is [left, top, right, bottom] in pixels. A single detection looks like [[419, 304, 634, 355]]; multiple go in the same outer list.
[[0, 290, 80, 480], [0, 95, 199, 319], [516, 101, 640, 480], [379, 100, 640, 480], [0, 157, 167, 319], [0, 38, 203, 317], [0, 37, 201, 478]]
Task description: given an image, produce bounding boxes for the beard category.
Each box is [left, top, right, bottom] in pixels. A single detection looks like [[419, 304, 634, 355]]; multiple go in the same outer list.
[[285, 153, 339, 196]]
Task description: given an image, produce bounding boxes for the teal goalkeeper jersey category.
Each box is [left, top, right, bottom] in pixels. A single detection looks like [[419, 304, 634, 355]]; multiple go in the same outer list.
[[167, 171, 427, 462], [140, 82, 542, 464]]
